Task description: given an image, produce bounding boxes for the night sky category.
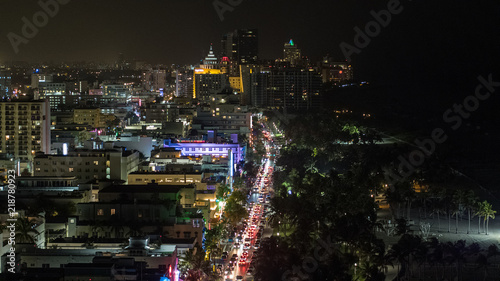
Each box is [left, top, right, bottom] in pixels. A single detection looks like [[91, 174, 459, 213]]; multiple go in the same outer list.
[[1, 0, 499, 97]]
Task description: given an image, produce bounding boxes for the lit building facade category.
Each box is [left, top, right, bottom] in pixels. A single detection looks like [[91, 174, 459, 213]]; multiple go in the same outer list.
[[163, 141, 243, 163], [320, 56, 353, 82], [221, 29, 259, 75], [33, 148, 140, 184], [0, 70, 12, 98], [142, 68, 167, 91], [193, 68, 227, 101], [102, 83, 132, 104], [143, 103, 180, 123], [201, 45, 219, 69], [175, 68, 194, 98], [250, 67, 322, 111], [0, 100, 51, 162], [283, 39, 301, 66]]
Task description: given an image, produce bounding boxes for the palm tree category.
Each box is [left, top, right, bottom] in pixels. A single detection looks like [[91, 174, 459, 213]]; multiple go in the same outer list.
[[482, 201, 496, 235], [385, 186, 404, 220], [476, 201, 484, 234], [16, 218, 40, 243], [430, 198, 446, 233], [385, 234, 421, 279], [464, 190, 478, 234], [452, 189, 467, 234], [91, 221, 105, 238]]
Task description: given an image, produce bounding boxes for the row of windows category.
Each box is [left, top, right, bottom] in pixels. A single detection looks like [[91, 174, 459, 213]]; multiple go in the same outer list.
[[134, 178, 198, 183], [37, 160, 100, 165], [183, 147, 231, 152], [36, 167, 104, 173]]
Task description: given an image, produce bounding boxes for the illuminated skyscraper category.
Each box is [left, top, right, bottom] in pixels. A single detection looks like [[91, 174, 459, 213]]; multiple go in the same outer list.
[[283, 39, 302, 66], [221, 29, 259, 75], [201, 44, 219, 69]]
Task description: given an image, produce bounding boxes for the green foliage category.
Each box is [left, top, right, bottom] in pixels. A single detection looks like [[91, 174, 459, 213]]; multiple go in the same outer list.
[[215, 184, 231, 202], [224, 190, 248, 226], [16, 217, 40, 244]]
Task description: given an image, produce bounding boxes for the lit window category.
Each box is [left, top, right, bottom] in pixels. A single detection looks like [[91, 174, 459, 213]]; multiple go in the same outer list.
[[69, 168, 74, 172], [97, 209, 104, 216], [94, 161, 99, 165], [111, 209, 116, 215]]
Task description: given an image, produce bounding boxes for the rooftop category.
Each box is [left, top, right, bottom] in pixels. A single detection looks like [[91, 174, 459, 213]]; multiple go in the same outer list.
[[99, 184, 187, 193]]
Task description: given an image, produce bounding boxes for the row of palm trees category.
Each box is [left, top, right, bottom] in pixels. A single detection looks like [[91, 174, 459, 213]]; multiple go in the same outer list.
[[386, 234, 500, 281], [386, 184, 497, 235]]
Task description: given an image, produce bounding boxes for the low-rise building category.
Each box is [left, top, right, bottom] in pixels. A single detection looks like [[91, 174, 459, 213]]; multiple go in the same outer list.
[[33, 147, 140, 184]]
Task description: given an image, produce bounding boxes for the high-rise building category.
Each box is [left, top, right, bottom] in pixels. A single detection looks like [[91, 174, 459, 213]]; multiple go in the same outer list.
[[193, 69, 227, 102], [0, 70, 12, 99], [250, 67, 322, 111], [201, 45, 219, 69], [237, 29, 258, 65], [175, 68, 194, 98], [142, 68, 167, 91], [320, 56, 353, 83], [283, 39, 302, 66], [0, 100, 51, 162], [221, 29, 259, 75]]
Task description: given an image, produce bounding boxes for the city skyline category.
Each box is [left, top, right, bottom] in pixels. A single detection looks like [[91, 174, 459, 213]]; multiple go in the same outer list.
[[1, 0, 498, 98]]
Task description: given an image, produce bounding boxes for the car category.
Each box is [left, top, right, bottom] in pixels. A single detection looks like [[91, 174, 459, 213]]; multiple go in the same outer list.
[[241, 251, 249, 258], [238, 258, 247, 265], [221, 255, 227, 260], [236, 276, 244, 280], [229, 257, 236, 264], [244, 243, 251, 250], [233, 242, 240, 249], [246, 269, 254, 276]]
